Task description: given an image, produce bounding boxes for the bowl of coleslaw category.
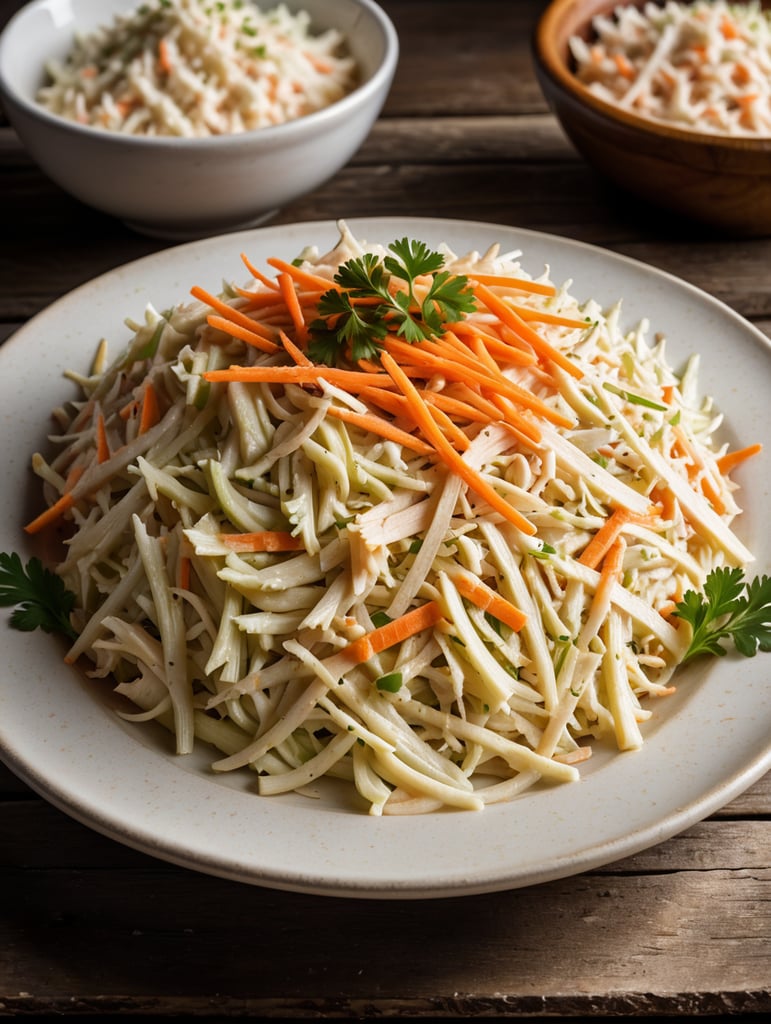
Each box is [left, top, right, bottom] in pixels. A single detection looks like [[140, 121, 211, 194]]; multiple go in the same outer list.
[[0, 0, 398, 238], [533, 0, 771, 235]]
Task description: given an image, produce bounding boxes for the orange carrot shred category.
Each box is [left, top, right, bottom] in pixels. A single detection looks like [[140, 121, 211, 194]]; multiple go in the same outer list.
[[191, 285, 276, 342], [278, 328, 313, 367], [449, 321, 537, 366], [381, 351, 536, 536], [716, 442, 762, 475], [266, 256, 338, 293], [203, 364, 395, 390], [158, 38, 173, 74], [24, 492, 76, 534], [578, 507, 659, 569], [343, 601, 444, 665], [600, 535, 626, 579], [454, 574, 527, 632], [139, 381, 160, 435], [468, 272, 557, 296], [24, 464, 86, 535], [240, 251, 281, 291], [207, 314, 280, 354], [277, 272, 309, 344], [178, 554, 192, 591], [326, 405, 434, 455], [473, 282, 583, 379]]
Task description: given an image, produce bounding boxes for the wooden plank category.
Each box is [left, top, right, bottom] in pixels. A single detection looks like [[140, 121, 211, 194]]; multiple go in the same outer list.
[[364, 0, 550, 118], [0, 861, 768, 1013], [3, 150, 771, 324], [0, 796, 768, 872]]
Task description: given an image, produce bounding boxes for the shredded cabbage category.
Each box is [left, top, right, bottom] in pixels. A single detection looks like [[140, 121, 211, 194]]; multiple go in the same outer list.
[[30, 220, 755, 815], [37, 0, 358, 137], [570, 0, 771, 136]]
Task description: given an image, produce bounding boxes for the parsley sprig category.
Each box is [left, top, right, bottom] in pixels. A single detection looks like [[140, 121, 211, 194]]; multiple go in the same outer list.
[[307, 237, 476, 365], [674, 567, 771, 662], [0, 552, 77, 640]]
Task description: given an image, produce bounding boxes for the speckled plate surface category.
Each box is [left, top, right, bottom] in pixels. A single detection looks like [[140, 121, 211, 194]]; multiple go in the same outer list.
[[1, 217, 769, 899]]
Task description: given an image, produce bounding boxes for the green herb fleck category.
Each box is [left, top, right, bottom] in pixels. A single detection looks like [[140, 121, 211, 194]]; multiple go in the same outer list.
[[603, 382, 668, 411], [375, 671, 403, 692]]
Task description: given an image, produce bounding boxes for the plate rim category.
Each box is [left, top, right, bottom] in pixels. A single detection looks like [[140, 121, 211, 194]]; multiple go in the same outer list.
[[1, 215, 769, 899]]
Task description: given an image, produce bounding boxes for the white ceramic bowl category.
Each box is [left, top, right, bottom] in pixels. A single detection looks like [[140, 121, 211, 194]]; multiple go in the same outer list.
[[0, 0, 398, 238]]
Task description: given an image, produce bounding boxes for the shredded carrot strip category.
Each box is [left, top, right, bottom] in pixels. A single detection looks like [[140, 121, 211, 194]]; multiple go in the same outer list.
[[207, 314, 281, 354], [425, 400, 471, 452], [266, 256, 338, 293], [382, 336, 573, 429], [158, 38, 173, 74], [507, 305, 590, 330], [614, 52, 635, 79], [487, 394, 542, 444], [24, 465, 85, 535], [600, 535, 626, 580], [355, 357, 384, 375], [420, 389, 494, 425], [672, 426, 726, 514], [277, 272, 309, 344], [649, 484, 677, 523], [190, 285, 276, 342], [240, 251, 281, 291], [24, 492, 76, 534], [450, 321, 537, 366], [454, 574, 527, 632], [578, 507, 659, 569], [473, 282, 583, 379], [468, 272, 557, 296], [343, 601, 444, 664], [203, 364, 395, 390], [381, 351, 537, 536], [326, 405, 434, 454], [139, 381, 160, 435], [360, 385, 412, 420], [232, 286, 290, 307], [178, 555, 192, 591], [445, 382, 503, 422], [119, 398, 140, 421], [218, 531, 304, 553], [278, 328, 312, 367], [716, 442, 762, 475]]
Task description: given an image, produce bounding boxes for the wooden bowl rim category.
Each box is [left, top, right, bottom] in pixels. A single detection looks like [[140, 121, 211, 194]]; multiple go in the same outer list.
[[534, 0, 771, 154]]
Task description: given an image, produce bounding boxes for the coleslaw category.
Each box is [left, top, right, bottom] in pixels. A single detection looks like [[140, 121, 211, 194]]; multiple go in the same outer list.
[[26, 220, 757, 815], [36, 0, 358, 137], [570, 0, 771, 136]]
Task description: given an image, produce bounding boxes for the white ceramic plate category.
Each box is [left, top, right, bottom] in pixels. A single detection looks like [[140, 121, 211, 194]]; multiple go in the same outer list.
[[1, 217, 769, 899]]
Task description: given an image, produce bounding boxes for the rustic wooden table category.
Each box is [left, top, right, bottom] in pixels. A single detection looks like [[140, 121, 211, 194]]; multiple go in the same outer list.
[[1, 0, 769, 1018]]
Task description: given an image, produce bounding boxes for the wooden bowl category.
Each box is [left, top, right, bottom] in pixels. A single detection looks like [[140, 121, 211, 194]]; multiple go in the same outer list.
[[532, 0, 771, 235]]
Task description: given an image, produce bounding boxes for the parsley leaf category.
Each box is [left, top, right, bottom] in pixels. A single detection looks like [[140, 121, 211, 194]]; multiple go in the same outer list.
[[307, 237, 476, 365], [673, 566, 771, 662], [0, 552, 77, 640]]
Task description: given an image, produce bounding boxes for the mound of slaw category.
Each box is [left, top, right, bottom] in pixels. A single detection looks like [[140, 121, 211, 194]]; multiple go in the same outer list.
[[36, 0, 358, 137], [26, 220, 756, 815], [570, 0, 771, 136]]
